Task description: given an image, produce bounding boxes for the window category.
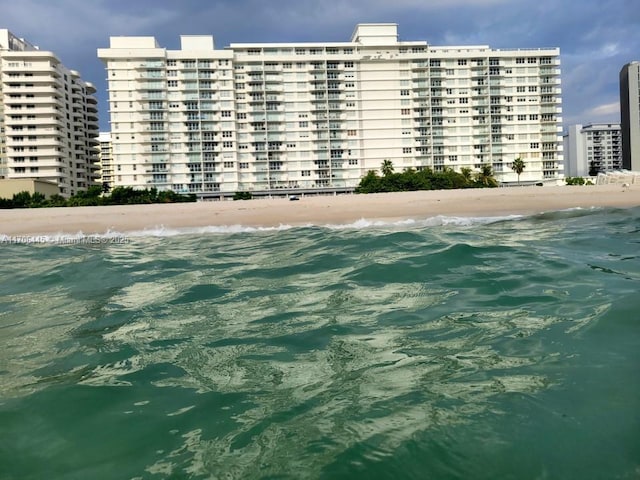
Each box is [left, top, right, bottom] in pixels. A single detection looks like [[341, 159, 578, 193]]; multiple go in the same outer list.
[[458, 59, 467, 66], [401, 109, 411, 115], [400, 89, 410, 96], [221, 111, 232, 117], [223, 161, 235, 168], [517, 114, 527, 121], [530, 142, 539, 149], [403, 147, 412, 154], [301, 170, 311, 176]]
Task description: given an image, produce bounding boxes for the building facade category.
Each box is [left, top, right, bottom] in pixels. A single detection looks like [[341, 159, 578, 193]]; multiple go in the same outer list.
[[0, 29, 99, 197], [620, 61, 640, 171], [563, 123, 622, 177], [98, 24, 563, 198], [98, 131, 114, 191]]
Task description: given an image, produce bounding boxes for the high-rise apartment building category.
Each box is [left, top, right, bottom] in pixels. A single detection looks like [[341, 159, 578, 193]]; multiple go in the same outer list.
[[0, 29, 100, 197], [98, 24, 563, 197], [620, 61, 640, 171], [98, 131, 113, 191], [563, 123, 622, 177]]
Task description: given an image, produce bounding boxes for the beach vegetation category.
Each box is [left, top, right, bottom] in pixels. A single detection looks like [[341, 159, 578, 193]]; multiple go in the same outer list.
[[233, 191, 253, 200], [355, 163, 498, 194], [511, 158, 526, 184], [475, 164, 499, 188], [565, 177, 586, 186], [0, 187, 196, 209], [381, 159, 395, 177], [565, 177, 594, 186]]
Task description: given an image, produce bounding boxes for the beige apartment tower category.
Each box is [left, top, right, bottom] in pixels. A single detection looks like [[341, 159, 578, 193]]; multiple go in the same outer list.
[[98, 24, 563, 197], [0, 29, 100, 197]]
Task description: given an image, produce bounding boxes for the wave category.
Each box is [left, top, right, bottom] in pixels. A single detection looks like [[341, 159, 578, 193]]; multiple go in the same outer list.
[[0, 214, 526, 244]]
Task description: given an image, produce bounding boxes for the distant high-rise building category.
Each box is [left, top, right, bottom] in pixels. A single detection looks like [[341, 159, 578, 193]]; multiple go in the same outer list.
[[619, 61, 640, 171], [98, 132, 113, 192], [98, 24, 563, 198], [0, 29, 99, 197], [563, 123, 622, 177]]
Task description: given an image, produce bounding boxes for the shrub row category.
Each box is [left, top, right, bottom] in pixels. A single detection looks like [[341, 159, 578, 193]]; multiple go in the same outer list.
[[0, 186, 196, 209]]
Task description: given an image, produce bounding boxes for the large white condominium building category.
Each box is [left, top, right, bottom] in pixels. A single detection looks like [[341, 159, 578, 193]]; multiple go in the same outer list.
[[620, 61, 640, 171], [563, 123, 622, 177], [0, 29, 100, 197], [98, 24, 562, 198]]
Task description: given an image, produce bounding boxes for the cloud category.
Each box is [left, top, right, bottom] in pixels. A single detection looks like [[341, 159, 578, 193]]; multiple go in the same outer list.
[[2, 0, 636, 131], [587, 102, 620, 118]]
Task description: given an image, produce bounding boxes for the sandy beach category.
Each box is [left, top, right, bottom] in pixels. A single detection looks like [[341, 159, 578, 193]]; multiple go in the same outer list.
[[1, 185, 640, 236]]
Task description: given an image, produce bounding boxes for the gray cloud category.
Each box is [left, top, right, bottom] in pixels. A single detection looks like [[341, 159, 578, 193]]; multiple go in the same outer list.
[[2, 0, 636, 131]]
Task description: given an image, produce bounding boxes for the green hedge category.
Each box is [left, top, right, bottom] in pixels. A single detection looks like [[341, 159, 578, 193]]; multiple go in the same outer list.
[[0, 186, 196, 209]]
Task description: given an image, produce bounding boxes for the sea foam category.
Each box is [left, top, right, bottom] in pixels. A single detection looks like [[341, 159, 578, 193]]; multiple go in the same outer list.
[[0, 214, 525, 244]]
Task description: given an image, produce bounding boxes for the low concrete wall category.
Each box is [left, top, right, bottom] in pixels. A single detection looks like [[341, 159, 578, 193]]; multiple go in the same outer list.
[[0, 179, 60, 199], [596, 171, 640, 185]]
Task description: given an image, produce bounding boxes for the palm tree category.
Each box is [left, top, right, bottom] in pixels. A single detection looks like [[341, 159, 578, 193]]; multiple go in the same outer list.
[[511, 157, 526, 184], [460, 167, 473, 186], [381, 159, 394, 177], [476, 164, 498, 187]]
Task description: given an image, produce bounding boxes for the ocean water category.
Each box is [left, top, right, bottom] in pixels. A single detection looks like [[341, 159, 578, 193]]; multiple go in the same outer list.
[[0, 207, 639, 480]]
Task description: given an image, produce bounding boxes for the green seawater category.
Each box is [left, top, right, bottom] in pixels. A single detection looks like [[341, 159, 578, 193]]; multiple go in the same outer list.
[[0, 207, 639, 479]]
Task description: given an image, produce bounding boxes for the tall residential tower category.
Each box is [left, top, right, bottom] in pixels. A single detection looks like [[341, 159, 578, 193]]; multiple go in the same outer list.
[[98, 24, 562, 198], [0, 29, 100, 196], [620, 61, 640, 171]]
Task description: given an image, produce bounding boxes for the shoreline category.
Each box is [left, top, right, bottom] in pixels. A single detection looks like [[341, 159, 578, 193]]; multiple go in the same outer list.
[[1, 185, 639, 236]]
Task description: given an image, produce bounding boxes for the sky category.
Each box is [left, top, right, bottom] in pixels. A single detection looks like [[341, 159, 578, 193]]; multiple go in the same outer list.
[[2, 0, 638, 132]]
